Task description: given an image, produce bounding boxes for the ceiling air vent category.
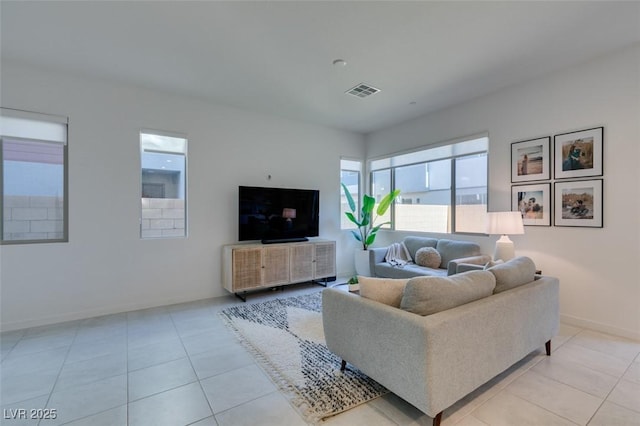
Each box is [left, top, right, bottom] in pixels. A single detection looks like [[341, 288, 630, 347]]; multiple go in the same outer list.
[[345, 83, 381, 98]]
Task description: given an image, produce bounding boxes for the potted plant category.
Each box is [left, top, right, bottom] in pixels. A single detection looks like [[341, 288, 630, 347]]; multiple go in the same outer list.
[[341, 183, 400, 275], [347, 276, 359, 292]]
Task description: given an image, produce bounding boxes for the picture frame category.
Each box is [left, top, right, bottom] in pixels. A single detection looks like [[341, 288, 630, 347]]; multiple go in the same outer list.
[[512, 183, 551, 226], [511, 137, 550, 182], [554, 127, 603, 179], [554, 179, 603, 228]]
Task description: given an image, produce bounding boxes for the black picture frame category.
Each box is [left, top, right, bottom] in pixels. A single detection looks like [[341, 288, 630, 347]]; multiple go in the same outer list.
[[511, 136, 551, 183], [554, 127, 603, 179], [554, 179, 603, 228], [512, 183, 551, 226]]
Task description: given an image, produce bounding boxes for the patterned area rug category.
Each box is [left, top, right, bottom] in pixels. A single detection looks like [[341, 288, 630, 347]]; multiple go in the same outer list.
[[219, 291, 388, 424]]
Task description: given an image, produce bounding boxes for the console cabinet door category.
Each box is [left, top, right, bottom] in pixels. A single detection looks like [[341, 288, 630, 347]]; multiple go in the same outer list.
[[314, 241, 336, 279], [262, 245, 290, 286], [289, 243, 314, 283], [232, 247, 263, 291]]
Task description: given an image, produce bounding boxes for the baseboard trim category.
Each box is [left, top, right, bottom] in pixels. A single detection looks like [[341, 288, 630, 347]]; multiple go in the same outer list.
[[560, 313, 640, 342], [0, 292, 227, 332]]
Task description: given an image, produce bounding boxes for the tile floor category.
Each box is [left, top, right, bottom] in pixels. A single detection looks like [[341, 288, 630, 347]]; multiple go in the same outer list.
[[1, 283, 639, 426]]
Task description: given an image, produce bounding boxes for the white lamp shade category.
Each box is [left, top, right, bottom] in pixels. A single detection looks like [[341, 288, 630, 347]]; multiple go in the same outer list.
[[486, 211, 524, 236]]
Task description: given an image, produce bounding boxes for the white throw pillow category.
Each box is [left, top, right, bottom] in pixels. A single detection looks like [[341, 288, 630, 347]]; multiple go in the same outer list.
[[358, 276, 409, 308]]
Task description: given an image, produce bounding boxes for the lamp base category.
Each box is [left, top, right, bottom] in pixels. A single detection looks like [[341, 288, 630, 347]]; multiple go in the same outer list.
[[494, 235, 515, 261]]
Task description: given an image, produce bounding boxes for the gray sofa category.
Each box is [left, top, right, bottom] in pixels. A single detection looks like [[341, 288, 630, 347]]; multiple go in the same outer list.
[[370, 236, 491, 278], [322, 264, 559, 425]]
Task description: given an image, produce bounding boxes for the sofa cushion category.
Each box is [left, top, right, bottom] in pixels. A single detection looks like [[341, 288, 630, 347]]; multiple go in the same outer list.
[[374, 262, 448, 279], [487, 256, 536, 293], [415, 247, 442, 269], [403, 236, 438, 260], [435, 239, 481, 269], [358, 276, 409, 308], [400, 271, 496, 316]]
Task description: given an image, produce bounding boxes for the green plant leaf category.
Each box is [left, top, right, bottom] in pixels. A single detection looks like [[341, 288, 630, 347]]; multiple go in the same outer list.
[[350, 230, 362, 242], [362, 195, 375, 214], [344, 212, 361, 226], [364, 232, 377, 246], [376, 189, 401, 216], [341, 183, 356, 213]]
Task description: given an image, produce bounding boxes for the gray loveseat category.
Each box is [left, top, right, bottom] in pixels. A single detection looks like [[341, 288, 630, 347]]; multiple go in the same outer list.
[[370, 236, 490, 278], [322, 260, 559, 425]]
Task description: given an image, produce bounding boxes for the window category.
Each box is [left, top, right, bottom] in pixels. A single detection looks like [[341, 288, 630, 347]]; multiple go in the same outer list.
[[1, 108, 68, 244], [140, 130, 187, 238], [370, 135, 488, 234], [340, 159, 361, 229]]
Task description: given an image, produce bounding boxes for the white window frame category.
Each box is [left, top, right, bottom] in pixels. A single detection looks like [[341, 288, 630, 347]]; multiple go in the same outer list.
[[140, 129, 188, 239], [369, 134, 488, 235], [1, 108, 69, 244], [340, 158, 362, 230]]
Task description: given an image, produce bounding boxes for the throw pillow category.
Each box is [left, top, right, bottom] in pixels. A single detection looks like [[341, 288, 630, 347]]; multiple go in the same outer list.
[[414, 247, 442, 269], [358, 276, 409, 308], [486, 256, 536, 293], [400, 271, 496, 316]]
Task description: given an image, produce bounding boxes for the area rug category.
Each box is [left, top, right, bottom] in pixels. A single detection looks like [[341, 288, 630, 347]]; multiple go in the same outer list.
[[219, 291, 388, 423]]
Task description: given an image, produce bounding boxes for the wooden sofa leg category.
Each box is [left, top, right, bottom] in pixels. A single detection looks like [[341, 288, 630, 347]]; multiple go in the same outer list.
[[340, 360, 347, 371], [545, 340, 551, 356], [433, 411, 443, 426]]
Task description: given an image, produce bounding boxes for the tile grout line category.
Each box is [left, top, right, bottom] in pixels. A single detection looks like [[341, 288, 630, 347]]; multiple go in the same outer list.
[[169, 304, 217, 426]]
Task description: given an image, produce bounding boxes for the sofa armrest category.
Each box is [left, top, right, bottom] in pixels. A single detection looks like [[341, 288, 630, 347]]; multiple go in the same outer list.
[[456, 263, 485, 273], [368, 247, 388, 275], [447, 255, 491, 275]]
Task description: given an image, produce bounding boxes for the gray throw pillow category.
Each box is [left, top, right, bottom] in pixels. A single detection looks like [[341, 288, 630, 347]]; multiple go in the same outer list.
[[400, 271, 496, 316], [358, 276, 409, 308], [487, 256, 536, 293], [415, 247, 442, 269]]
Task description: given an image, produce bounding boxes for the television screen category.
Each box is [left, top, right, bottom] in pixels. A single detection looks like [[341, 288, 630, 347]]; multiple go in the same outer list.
[[238, 186, 319, 243]]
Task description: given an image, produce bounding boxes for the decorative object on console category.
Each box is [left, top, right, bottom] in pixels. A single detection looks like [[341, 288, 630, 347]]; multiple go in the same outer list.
[[486, 211, 525, 261], [511, 136, 551, 182], [554, 179, 603, 228], [512, 183, 551, 226], [554, 127, 603, 179]]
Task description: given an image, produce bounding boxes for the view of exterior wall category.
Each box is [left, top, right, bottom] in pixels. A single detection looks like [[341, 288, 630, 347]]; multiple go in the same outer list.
[[3, 195, 64, 240], [141, 198, 185, 238]]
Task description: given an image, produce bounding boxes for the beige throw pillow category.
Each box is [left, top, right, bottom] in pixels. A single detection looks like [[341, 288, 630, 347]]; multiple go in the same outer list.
[[486, 256, 536, 293], [400, 271, 496, 316], [415, 247, 442, 269], [358, 276, 409, 308]]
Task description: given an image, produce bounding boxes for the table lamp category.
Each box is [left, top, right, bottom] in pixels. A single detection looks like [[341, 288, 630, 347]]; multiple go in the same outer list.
[[486, 211, 524, 261]]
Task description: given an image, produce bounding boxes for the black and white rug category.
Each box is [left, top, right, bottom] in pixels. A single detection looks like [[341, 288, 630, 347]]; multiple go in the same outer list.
[[219, 291, 388, 423]]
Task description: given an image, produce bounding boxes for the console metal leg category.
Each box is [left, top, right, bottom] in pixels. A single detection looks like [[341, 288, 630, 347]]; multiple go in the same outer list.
[[235, 292, 247, 302], [545, 340, 551, 356], [340, 360, 347, 371]]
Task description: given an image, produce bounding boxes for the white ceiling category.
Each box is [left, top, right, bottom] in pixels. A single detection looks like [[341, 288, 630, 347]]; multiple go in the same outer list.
[[2, 1, 639, 134]]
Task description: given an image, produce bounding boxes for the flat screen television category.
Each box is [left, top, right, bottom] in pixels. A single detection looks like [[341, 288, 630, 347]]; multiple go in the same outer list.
[[238, 186, 320, 243]]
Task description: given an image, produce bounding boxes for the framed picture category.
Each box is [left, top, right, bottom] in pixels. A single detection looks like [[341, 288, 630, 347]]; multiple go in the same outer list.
[[512, 183, 551, 226], [511, 137, 550, 182], [554, 179, 603, 228], [554, 127, 603, 179]]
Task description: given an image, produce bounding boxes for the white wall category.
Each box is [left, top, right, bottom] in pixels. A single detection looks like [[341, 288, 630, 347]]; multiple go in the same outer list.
[[367, 45, 640, 339], [0, 62, 365, 331]]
